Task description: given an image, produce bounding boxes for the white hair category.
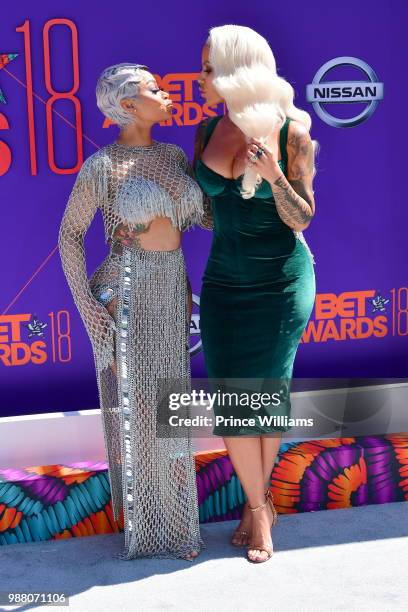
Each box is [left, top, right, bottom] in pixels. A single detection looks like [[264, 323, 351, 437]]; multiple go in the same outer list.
[[207, 25, 319, 199], [96, 63, 152, 126]]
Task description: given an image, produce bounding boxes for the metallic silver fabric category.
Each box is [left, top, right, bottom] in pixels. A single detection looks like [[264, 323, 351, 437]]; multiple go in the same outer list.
[[58, 141, 205, 560], [58, 140, 204, 371]]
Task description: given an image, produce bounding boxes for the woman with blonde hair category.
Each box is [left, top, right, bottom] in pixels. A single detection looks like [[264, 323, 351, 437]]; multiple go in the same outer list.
[[194, 25, 318, 563], [58, 63, 205, 561]]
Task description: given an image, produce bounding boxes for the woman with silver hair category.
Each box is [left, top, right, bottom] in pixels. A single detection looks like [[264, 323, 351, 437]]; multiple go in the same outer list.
[[58, 63, 205, 561], [194, 25, 317, 563]]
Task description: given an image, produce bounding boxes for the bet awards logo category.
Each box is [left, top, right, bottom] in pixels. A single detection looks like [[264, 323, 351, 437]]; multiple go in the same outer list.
[[306, 57, 384, 127], [302, 289, 390, 343], [0, 313, 47, 366]]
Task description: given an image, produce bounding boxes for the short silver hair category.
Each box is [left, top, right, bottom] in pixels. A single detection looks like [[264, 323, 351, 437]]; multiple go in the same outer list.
[[96, 63, 152, 126]]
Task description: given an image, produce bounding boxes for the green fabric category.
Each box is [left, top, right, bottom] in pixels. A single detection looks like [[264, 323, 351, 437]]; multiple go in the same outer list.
[[195, 115, 316, 436]]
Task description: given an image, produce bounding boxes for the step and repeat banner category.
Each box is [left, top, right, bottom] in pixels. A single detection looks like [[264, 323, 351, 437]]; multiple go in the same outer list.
[[0, 1, 406, 416]]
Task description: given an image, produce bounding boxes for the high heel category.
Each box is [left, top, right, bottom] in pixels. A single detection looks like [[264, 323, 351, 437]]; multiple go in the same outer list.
[[246, 492, 276, 563], [265, 488, 278, 526]]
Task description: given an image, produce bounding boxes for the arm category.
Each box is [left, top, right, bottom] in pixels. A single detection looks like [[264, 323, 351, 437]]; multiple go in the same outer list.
[[197, 191, 214, 231], [248, 121, 316, 232], [272, 120, 315, 231], [192, 120, 214, 231], [58, 156, 116, 371], [173, 136, 213, 232]]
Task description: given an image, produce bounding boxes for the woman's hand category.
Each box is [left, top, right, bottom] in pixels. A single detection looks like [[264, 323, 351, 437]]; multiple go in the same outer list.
[[246, 137, 283, 184]]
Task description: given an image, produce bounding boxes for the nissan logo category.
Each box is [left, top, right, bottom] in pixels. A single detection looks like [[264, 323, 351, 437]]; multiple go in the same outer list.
[[306, 56, 384, 127]]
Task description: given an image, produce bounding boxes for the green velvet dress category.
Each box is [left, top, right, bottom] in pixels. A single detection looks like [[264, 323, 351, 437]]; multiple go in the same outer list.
[[194, 115, 316, 436]]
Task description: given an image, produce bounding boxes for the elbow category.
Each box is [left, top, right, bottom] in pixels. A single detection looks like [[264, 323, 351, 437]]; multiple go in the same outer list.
[[58, 224, 83, 246], [296, 205, 315, 232], [291, 216, 313, 232], [297, 220, 311, 232]]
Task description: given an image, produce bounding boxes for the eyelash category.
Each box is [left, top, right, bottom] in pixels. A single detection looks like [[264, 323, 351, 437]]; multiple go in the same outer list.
[[151, 88, 164, 94]]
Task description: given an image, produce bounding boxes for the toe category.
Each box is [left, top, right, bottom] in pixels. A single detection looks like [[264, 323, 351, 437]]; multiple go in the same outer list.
[[248, 546, 270, 562], [185, 549, 199, 560]]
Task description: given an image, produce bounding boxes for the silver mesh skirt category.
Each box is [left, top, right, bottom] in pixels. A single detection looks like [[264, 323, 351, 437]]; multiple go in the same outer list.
[[89, 242, 205, 561]]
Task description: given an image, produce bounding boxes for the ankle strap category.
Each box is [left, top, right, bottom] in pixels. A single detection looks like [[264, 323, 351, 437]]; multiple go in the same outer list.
[[249, 489, 274, 513], [249, 498, 268, 513]]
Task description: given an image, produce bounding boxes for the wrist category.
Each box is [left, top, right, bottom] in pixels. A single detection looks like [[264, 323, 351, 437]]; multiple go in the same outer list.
[[266, 163, 284, 186]]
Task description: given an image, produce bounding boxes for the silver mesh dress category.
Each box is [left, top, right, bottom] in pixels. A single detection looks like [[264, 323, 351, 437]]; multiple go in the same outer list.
[[58, 139, 206, 561]]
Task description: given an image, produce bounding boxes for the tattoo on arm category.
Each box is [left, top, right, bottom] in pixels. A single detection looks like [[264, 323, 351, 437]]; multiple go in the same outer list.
[[271, 124, 316, 229], [287, 129, 314, 181], [271, 175, 313, 227]]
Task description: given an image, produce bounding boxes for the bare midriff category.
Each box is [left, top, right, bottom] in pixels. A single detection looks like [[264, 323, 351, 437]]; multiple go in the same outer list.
[[109, 216, 181, 251]]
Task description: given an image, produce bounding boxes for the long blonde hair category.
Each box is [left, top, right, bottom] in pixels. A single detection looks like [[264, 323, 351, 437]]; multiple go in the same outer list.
[[207, 24, 319, 198]]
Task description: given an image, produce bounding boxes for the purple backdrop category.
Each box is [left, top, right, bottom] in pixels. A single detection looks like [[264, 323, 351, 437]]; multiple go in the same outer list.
[[0, 1, 406, 417]]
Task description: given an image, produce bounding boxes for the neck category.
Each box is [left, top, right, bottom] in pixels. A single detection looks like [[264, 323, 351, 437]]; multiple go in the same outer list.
[[116, 122, 154, 147]]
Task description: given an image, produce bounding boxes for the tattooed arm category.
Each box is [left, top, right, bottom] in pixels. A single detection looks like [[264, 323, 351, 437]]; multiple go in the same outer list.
[[248, 120, 315, 232]]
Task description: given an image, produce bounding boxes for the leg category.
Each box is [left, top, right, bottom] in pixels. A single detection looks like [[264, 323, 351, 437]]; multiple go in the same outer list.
[[223, 436, 268, 554], [260, 433, 282, 490], [225, 433, 282, 547], [240, 434, 282, 562]]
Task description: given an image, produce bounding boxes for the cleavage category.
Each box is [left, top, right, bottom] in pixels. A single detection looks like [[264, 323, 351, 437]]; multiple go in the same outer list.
[[202, 127, 281, 180]]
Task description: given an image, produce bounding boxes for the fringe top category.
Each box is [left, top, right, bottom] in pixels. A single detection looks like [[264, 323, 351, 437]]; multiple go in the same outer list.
[[67, 140, 204, 244]]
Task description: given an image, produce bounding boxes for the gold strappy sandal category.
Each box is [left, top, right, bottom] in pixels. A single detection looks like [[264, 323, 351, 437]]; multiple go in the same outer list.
[[231, 502, 251, 547], [246, 490, 278, 563], [265, 489, 278, 527]]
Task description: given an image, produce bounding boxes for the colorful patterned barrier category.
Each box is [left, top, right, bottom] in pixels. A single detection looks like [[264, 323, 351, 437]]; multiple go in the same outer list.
[[1, 434, 407, 546]]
